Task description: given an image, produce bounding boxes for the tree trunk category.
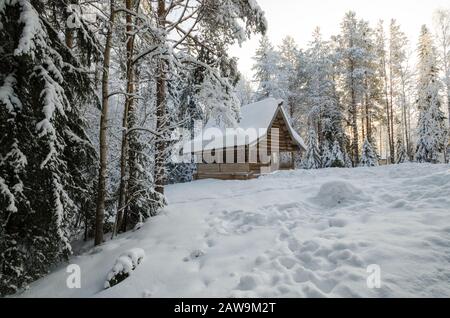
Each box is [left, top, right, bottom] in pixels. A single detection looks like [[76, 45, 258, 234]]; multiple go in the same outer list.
[[388, 58, 395, 163], [366, 103, 371, 141], [361, 112, 365, 142], [447, 83, 450, 131], [350, 63, 359, 166], [154, 0, 167, 195], [389, 97, 395, 162], [94, 0, 115, 246], [65, 29, 73, 49], [317, 116, 322, 147], [446, 93, 450, 163], [379, 126, 383, 159], [446, 83, 450, 163], [400, 74, 410, 160], [364, 77, 371, 142], [351, 92, 359, 165], [447, 83, 450, 128], [116, 0, 135, 235], [348, 36, 359, 166], [407, 101, 412, 160], [381, 57, 392, 164], [64, 1, 74, 49]]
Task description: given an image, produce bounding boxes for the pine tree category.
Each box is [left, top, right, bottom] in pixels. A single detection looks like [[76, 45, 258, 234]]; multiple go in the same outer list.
[[359, 21, 383, 147], [303, 127, 322, 169], [360, 139, 379, 167], [389, 20, 412, 160], [252, 36, 280, 100], [415, 25, 447, 163], [0, 0, 98, 295], [338, 12, 368, 166], [278, 36, 300, 118], [375, 21, 395, 163], [305, 29, 343, 146]]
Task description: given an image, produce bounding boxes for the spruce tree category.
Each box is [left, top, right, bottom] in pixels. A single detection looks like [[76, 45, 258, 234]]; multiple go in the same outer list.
[[415, 25, 447, 163], [321, 140, 333, 168], [360, 139, 379, 167], [278, 36, 300, 117], [252, 36, 280, 100], [330, 140, 346, 168], [0, 0, 98, 295], [433, 9, 450, 161], [303, 127, 322, 169]]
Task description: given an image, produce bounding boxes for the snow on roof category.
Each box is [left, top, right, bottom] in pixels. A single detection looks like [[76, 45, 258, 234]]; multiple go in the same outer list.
[[183, 98, 306, 154], [229, 98, 280, 132], [276, 102, 307, 150]]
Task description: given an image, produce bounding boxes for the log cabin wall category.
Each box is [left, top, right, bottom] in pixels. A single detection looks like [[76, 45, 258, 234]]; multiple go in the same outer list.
[[194, 108, 301, 179]]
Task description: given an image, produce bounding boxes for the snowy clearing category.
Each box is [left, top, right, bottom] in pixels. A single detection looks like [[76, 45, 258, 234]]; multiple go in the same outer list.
[[19, 163, 450, 298]]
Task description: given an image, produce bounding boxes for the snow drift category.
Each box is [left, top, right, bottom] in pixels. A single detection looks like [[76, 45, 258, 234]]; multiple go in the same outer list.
[[17, 163, 450, 298], [311, 180, 371, 208]]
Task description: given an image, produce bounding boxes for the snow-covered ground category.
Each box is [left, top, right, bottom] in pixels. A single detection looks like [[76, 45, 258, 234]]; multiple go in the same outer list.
[[18, 163, 450, 298]]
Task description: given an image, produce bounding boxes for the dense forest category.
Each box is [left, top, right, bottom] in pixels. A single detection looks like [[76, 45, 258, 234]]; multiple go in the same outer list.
[[246, 11, 450, 169], [0, 0, 449, 296]]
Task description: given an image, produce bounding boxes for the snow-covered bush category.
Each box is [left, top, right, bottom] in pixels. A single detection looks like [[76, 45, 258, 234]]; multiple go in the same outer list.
[[104, 248, 145, 289], [313, 180, 369, 208]]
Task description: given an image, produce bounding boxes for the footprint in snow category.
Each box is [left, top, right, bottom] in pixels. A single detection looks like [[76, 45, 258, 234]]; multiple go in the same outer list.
[[254, 255, 268, 266], [183, 249, 205, 262], [278, 257, 297, 269], [236, 275, 259, 291], [328, 218, 347, 228], [206, 238, 216, 248]]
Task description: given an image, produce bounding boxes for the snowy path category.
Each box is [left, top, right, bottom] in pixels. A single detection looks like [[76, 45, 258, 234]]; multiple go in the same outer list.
[[19, 164, 450, 298]]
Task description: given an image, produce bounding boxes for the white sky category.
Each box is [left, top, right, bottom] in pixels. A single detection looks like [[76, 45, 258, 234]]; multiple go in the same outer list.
[[231, 0, 450, 79]]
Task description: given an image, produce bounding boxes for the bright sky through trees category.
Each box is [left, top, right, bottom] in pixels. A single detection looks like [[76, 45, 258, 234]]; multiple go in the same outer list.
[[232, 0, 450, 78]]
